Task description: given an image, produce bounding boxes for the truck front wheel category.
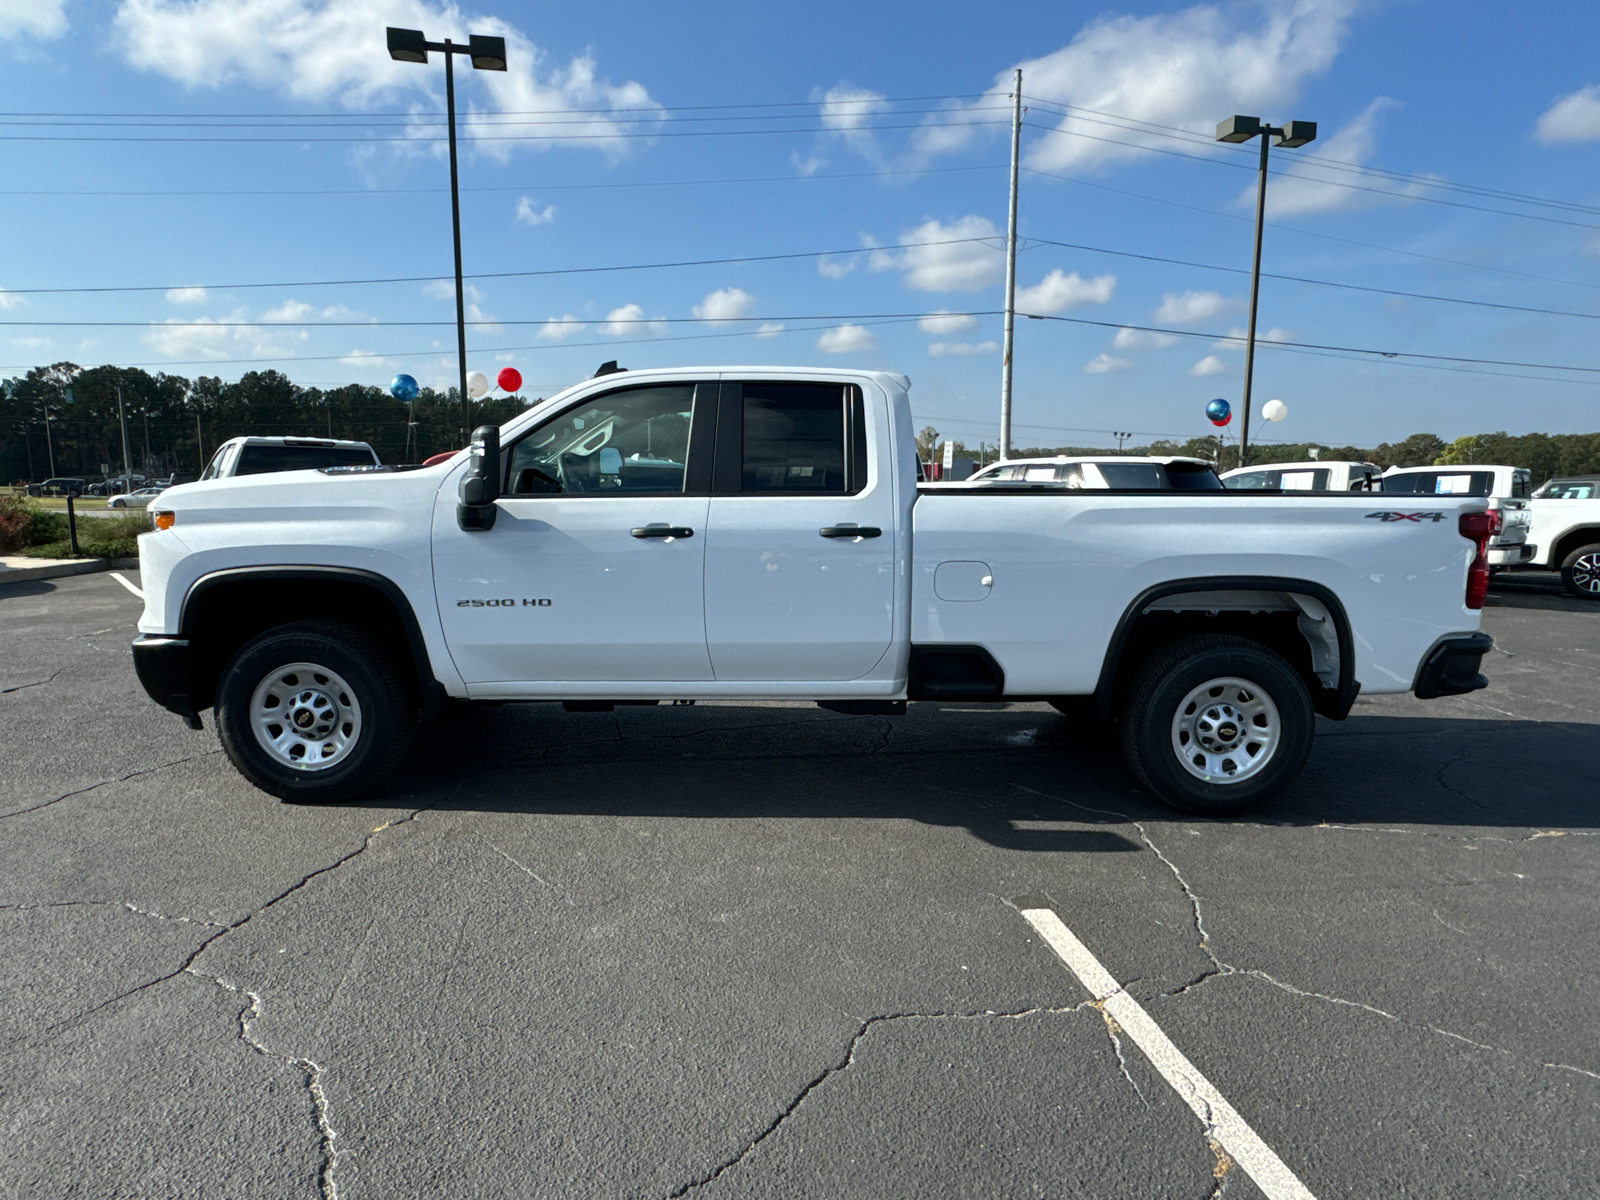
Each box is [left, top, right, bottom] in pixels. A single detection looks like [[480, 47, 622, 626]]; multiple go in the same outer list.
[[215, 620, 411, 803], [1120, 635, 1314, 817], [1559, 543, 1600, 601]]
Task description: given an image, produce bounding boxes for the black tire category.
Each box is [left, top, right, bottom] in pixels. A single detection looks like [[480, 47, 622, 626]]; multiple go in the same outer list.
[[1120, 634, 1314, 817], [1559, 543, 1600, 601], [215, 620, 412, 803]]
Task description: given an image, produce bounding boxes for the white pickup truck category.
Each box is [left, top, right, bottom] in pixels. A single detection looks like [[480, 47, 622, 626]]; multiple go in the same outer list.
[[1381, 464, 1535, 569], [132, 366, 1498, 816], [1525, 476, 1600, 599]]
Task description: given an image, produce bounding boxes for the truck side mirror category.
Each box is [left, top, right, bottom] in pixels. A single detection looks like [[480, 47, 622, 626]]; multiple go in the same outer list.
[[457, 425, 500, 531]]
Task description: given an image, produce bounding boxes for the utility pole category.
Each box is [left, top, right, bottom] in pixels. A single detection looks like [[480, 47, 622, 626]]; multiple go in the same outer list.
[[116, 383, 134, 487], [195, 412, 205, 473], [999, 68, 1022, 462], [43, 406, 56, 478], [142, 408, 151, 474]]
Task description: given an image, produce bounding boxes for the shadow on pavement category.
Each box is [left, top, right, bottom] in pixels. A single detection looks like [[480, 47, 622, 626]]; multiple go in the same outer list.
[[0, 580, 59, 600]]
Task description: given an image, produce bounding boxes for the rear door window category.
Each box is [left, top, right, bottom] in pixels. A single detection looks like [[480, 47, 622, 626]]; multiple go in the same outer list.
[[1382, 471, 1495, 497], [741, 383, 846, 492], [235, 445, 377, 476]]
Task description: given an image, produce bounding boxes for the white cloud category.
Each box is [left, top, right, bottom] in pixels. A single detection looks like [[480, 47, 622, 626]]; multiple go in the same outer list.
[[816, 324, 877, 354], [260, 299, 316, 322], [339, 349, 395, 370], [1238, 98, 1418, 217], [817, 255, 858, 279], [879, 215, 1004, 292], [143, 311, 307, 361], [1, 0, 67, 39], [1155, 290, 1230, 325], [422, 280, 498, 331], [928, 340, 999, 357], [1536, 84, 1600, 143], [319, 304, 372, 322], [165, 286, 208, 305], [111, 0, 662, 162], [600, 303, 665, 336], [692, 287, 755, 323], [536, 315, 585, 341], [0, 288, 26, 310], [1189, 355, 1228, 377], [911, 0, 1355, 174], [791, 151, 830, 176], [1015, 269, 1115, 313], [1111, 326, 1177, 351], [515, 196, 556, 226], [919, 311, 980, 335], [1084, 353, 1133, 374], [809, 83, 890, 167], [1214, 325, 1293, 349], [11, 336, 50, 350], [755, 322, 786, 338]]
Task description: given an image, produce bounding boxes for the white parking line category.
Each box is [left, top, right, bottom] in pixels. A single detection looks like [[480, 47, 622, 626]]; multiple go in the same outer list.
[[108, 572, 144, 600], [1019, 907, 1318, 1200]]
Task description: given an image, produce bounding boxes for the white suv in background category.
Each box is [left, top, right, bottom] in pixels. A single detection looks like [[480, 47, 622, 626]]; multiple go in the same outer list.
[[1381, 464, 1535, 568], [1525, 477, 1600, 600], [1221, 460, 1382, 492], [199, 436, 381, 480]]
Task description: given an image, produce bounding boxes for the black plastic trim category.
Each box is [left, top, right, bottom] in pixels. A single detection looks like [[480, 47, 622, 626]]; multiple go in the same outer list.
[[130, 635, 203, 727], [179, 565, 440, 700], [1092, 576, 1359, 720], [907, 644, 1006, 700], [1413, 631, 1493, 699]]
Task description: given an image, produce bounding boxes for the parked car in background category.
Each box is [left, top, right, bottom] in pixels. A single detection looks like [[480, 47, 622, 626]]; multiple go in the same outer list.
[[107, 486, 169, 509], [962, 456, 1223, 490], [1524, 478, 1600, 600], [1222, 461, 1382, 492], [25, 477, 88, 497], [198, 436, 380, 480], [1381, 465, 1534, 569]]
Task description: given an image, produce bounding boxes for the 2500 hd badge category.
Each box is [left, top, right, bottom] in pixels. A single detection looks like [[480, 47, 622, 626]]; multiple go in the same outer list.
[[457, 598, 553, 607]]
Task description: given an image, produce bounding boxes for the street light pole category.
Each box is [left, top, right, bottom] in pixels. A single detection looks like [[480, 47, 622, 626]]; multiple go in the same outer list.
[[387, 27, 507, 448], [999, 68, 1022, 462], [1216, 115, 1316, 468]]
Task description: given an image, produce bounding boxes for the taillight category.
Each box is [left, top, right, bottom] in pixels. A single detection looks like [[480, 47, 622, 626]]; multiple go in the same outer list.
[[1459, 511, 1499, 609]]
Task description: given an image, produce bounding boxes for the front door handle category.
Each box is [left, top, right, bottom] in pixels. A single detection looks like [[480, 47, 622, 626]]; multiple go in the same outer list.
[[631, 523, 695, 539], [819, 524, 882, 539]]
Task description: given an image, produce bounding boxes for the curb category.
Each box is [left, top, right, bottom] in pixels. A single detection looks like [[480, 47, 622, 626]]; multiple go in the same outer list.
[[0, 558, 114, 585]]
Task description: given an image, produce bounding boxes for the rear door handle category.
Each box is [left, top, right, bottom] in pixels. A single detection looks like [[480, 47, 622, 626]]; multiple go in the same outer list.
[[631, 523, 695, 539], [819, 525, 882, 539]]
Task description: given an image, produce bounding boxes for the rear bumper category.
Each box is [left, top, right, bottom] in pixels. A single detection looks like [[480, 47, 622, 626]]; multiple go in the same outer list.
[[1413, 632, 1493, 700], [1488, 542, 1535, 566], [131, 635, 203, 729]]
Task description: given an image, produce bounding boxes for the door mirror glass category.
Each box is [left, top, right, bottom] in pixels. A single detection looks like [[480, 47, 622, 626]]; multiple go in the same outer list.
[[599, 446, 622, 480]]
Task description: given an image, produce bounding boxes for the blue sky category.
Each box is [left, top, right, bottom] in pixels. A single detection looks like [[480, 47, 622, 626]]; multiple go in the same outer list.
[[2, 0, 1598, 451]]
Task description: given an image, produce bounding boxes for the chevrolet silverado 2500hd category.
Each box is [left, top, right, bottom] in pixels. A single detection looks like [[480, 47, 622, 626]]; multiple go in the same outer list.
[[132, 367, 1496, 815]]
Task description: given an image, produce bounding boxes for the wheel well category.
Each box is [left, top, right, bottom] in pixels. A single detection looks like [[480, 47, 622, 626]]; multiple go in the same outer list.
[[181, 573, 426, 712], [1552, 526, 1600, 567], [1096, 583, 1354, 720]]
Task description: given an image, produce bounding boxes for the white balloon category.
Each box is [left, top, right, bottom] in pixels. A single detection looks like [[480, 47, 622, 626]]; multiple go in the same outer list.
[[467, 371, 489, 398], [1262, 398, 1288, 422]]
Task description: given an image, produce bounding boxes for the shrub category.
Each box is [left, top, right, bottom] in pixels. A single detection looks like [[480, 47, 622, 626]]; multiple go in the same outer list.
[[20, 512, 149, 560]]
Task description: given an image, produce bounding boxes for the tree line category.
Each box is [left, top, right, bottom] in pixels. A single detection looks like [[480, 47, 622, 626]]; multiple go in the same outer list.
[[1, 362, 531, 484]]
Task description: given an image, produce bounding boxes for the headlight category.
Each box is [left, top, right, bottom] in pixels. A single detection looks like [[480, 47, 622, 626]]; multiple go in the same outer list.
[[152, 510, 175, 531]]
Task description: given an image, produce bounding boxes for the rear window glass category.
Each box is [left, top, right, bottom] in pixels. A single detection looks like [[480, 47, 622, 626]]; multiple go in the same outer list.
[[1382, 471, 1494, 497], [1093, 463, 1164, 489], [1164, 462, 1224, 491], [742, 383, 846, 493], [235, 445, 377, 476], [1223, 468, 1329, 490]]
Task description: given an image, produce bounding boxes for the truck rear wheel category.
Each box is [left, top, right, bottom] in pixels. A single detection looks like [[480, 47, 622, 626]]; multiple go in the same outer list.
[[1559, 543, 1600, 601], [1120, 635, 1314, 817], [215, 620, 411, 803]]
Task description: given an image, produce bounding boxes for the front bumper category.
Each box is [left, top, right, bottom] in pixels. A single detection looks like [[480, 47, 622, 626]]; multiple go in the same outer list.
[[131, 635, 203, 729], [1488, 542, 1536, 567], [1413, 632, 1493, 700]]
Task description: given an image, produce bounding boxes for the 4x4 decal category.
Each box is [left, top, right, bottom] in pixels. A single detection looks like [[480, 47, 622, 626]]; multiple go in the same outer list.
[[1365, 511, 1448, 523]]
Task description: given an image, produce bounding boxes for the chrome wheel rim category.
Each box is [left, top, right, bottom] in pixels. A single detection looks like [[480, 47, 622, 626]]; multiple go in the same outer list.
[[1573, 553, 1600, 595], [249, 661, 362, 772], [1170, 676, 1280, 784]]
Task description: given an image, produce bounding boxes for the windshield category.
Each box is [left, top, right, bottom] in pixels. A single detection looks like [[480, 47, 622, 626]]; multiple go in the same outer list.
[[1382, 471, 1495, 497], [1535, 480, 1598, 499]]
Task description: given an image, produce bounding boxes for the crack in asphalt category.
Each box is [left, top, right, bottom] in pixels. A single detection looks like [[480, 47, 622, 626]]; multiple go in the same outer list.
[[0, 899, 229, 929], [0, 750, 225, 821], [1013, 783, 1600, 1090], [0, 668, 62, 694], [185, 975, 341, 1200], [665, 1004, 1094, 1198]]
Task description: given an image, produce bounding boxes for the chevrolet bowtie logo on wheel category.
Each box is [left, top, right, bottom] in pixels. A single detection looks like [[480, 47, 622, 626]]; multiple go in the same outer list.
[[1365, 511, 1448, 522]]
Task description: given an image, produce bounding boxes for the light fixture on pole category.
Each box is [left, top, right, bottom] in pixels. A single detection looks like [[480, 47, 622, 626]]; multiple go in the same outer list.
[[386, 26, 507, 447], [1215, 114, 1316, 468]]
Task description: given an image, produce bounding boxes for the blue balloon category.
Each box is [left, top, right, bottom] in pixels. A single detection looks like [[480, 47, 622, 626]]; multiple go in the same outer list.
[[390, 373, 419, 402], [1205, 397, 1231, 423]]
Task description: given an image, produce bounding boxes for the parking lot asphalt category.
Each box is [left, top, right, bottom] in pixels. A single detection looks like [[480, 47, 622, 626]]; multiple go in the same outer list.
[[2, 571, 1595, 1199]]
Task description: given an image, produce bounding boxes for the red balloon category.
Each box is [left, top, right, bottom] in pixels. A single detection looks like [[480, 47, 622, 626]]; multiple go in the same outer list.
[[1209, 412, 1233, 427], [497, 367, 523, 393]]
